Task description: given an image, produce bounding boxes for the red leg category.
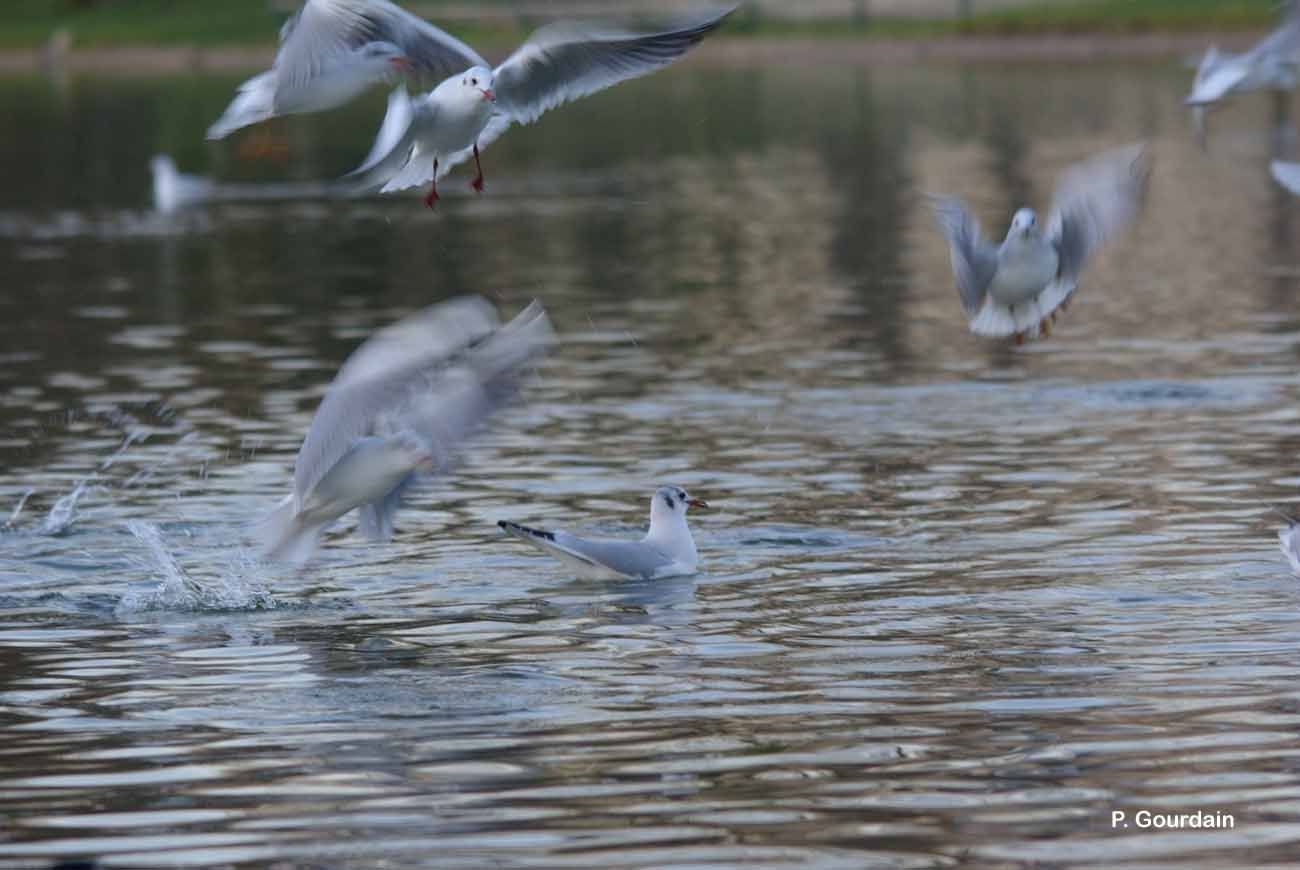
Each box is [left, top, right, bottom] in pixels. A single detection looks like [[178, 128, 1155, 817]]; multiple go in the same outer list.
[[470, 143, 485, 193], [424, 158, 440, 209]]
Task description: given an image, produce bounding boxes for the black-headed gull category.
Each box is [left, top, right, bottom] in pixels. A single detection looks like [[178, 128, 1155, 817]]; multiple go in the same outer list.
[[928, 143, 1151, 344], [207, 0, 485, 140], [498, 486, 709, 579], [258, 297, 553, 564], [343, 5, 735, 207]]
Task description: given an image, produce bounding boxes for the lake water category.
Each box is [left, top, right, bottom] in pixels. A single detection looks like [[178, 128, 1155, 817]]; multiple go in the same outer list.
[[2, 49, 1300, 868]]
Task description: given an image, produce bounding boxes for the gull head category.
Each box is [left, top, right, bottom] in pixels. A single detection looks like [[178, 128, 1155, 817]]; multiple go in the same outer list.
[[650, 485, 708, 527], [1008, 208, 1039, 240], [360, 41, 413, 77], [387, 432, 436, 475], [457, 66, 496, 104]]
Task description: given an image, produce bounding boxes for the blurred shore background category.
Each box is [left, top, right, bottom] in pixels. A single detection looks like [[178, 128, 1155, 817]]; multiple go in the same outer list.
[[2, 0, 1284, 71]]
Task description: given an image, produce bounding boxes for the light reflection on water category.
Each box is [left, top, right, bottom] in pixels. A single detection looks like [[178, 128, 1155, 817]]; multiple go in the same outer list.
[[1, 54, 1300, 867]]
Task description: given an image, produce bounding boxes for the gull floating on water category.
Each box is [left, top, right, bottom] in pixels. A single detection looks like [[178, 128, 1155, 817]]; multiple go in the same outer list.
[[343, 5, 734, 207], [149, 154, 339, 213], [207, 0, 486, 140], [259, 296, 553, 564], [498, 486, 708, 579], [928, 143, 1151, 343]]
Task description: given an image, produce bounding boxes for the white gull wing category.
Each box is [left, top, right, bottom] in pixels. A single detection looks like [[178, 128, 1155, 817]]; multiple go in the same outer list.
[[498, 521, 679, 579], [359, 85, 415, 170], [342, 93, 437, 192], [206, 71, 277, 140], [274, 0, 487, 96], [1047, 143, 1150, 283], [1272, 160, 1300, 194], [290, 296, 502, 507], [491, 6, 734, 127], [928, 194, 999, 317], [371, 300, 553, 468]]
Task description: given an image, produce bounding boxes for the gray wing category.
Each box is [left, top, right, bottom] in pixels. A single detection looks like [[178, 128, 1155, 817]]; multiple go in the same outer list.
[[928, 195, 998, 315], [1047, 143, 1151, 282], [373, 300, 553, 463], [492, 6, 734, 126], [275, 0, 487, 95], [291, 297, 501, 503], [557, 535, 673, 578]]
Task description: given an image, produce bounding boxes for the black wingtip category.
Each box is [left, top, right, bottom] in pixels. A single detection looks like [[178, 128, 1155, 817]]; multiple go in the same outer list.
[[499, 520, 556, 541]]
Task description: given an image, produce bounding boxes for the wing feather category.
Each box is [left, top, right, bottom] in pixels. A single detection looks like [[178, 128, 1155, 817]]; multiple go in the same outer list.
[[928, 194, 998, 316], [492, 6, 734, 126], [1048, 143, 1150, 283]]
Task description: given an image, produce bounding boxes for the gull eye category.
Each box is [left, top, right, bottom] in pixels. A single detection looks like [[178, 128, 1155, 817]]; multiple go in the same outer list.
[[471, 77, 478, 86]]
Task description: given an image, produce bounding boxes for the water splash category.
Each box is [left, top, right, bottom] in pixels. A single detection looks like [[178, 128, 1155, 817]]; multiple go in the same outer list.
[[39, 479, 92, 536], [117, 521, 276, 614], [3, 488, 33, 530]]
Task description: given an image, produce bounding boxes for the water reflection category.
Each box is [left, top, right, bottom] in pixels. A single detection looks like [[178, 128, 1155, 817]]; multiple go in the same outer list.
[[1, 56, 1300, 867]]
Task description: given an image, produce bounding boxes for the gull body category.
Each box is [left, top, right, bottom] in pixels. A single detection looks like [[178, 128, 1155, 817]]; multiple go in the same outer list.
[[207, 0, 488, 140], [498, 486, 708, 580], [929, 144, 1150, 343], [343, 6, 735, 206], [258, 297, 553, 564], [988, 209, 1061, 306]]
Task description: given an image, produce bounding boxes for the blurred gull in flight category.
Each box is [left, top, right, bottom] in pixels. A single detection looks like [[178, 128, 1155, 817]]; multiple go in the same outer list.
[[343, 5, 735, 207], [1185, 3, 1300, 139], [929, 143, 1151, 344], [498, 485, 708, 579], [259, 297, 553, 564], [207, 0, 485, 139]]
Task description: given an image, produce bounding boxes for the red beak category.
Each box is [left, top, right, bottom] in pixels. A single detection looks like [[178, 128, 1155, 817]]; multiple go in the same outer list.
[[687, 498, 709, 510], [390, 56, 413, 71], [481, 88, 495, 102]]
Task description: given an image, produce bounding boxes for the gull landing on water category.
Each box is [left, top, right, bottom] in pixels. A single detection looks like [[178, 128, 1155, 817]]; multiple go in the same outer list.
[[342, 6, 735, 208], [257, 297, 553, 565], [498, 486, 709, 579], [929, 143, 1151, 344], [206, 0, 486, 140]]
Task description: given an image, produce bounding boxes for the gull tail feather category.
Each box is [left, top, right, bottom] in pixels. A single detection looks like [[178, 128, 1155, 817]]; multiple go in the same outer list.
[[255, 495, 325, 565], [498, 521, 605, 575], [968, 278, 1076, 340], [207, 72, 276, 140], [380, 144, 439, 193]]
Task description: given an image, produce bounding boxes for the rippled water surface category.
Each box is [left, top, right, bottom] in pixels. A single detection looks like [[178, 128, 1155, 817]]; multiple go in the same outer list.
[[3, 52, 1300, 868]]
